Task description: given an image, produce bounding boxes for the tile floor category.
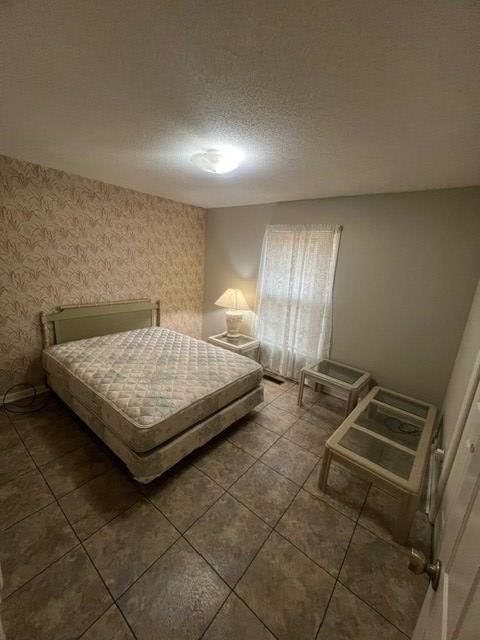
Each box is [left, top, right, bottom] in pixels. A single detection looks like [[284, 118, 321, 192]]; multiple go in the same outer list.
[[0, 379, 430, 640]]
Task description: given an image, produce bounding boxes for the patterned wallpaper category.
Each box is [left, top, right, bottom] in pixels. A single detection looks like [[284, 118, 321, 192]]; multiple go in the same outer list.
[[0, 154, 205, 395]]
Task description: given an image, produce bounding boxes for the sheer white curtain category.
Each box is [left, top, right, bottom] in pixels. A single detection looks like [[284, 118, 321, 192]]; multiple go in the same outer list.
[[255, 224, 341, 380]]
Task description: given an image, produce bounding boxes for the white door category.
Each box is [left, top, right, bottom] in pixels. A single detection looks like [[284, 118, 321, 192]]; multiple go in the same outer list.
[[412, 378, 480, 640]]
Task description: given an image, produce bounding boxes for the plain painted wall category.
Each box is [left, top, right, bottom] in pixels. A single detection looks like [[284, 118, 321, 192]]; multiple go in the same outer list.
[[203, 188, 480, 406], [441, 279, 480, 448]]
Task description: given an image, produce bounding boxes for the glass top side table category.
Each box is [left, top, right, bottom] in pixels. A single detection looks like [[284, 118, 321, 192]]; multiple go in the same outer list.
[[207, 333, 260, 361], [297, 359, 371, 417], [319, 385, 437, 545]]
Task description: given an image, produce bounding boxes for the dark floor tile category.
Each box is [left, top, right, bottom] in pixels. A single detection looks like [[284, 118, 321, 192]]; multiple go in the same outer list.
[[262, 385, 284, 404], [253, 404, 298, 435], [203, 593, 275, 640], [289, 384, 322, 406], [229, 461, 298, 526], [261, 437, 317, 485], [41, 442, 114, 498], [359, 486, 431, 555], [185, 494, 270, 587], [236, 531, 334, 640], [276, 489, 355, 576], [339, 525, 428, 636], [9, 403, 67, 433], [301, 400, 344, 427], [118, 538, 229, 640], [284, 418, 333, 456], [270, 392, 309, 417], [1, 502, 77, 598], [0, 416, 20, 452], [85, 499, 179, 598], [227, 419, 279, 457], [80, 605, 135, 639], [0, 469, 54, 530], [318, 582, 408, 640], [146, 463, 224, 532], [20, 413, 92, 465], [0, 441, 35, 485], [1, 546, 112, 640], [312, 392, 346, 416], [59, 468, 140, 540], [193, 439, 255, 489], [262, 379, 287, 397], [304, 462, 370, 520]]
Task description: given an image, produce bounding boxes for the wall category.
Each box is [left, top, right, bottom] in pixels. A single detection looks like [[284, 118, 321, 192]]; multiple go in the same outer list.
[[204, 188, 480, 406], [441, 279, 480, 449], [0, 155, 205, 395]]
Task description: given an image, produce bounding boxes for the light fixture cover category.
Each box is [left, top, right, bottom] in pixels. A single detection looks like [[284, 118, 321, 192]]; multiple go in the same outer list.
[[191, 148, 240, 174], [214, 288, 249, 310]]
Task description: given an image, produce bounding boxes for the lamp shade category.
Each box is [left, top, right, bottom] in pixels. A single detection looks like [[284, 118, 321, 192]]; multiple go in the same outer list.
[[214, 288, 249, 310]]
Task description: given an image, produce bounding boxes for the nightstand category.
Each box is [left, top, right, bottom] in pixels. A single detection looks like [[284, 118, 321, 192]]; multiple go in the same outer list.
[[208, 333, 260, 361]]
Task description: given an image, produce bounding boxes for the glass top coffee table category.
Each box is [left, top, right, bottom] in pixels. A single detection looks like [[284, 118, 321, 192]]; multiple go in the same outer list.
[[319, 385, 437, 545], [297, 359, 371, 417]]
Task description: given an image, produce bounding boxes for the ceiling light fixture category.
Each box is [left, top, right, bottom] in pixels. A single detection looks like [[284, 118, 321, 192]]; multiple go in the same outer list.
[[190, 148, 241, 174]]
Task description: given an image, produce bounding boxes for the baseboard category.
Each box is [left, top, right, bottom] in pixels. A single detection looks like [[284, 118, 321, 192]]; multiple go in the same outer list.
[[2, 384, 49, 404]]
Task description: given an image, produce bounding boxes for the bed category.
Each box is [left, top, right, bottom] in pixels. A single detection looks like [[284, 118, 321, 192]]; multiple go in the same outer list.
[[41, 299, 263, 482]]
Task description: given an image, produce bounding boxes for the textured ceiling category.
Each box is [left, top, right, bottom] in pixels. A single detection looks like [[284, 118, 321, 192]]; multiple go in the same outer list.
[[1, 1, 479, 208]]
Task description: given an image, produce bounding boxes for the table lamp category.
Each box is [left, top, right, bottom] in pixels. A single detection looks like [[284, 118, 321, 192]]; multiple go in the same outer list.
[[214, 288, 249, 337]]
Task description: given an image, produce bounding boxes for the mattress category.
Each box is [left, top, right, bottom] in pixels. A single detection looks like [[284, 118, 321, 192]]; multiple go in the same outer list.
[[48, 370, 263, 483], [43, 327, 262, 452]]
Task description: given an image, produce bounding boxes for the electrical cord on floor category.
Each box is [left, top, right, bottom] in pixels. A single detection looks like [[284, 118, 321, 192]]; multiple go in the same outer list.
[[385, 416, 420, 435], [2, 383, 50, 414]]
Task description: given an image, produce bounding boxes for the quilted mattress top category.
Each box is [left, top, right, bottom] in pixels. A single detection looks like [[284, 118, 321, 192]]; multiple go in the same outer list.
[[43, 327, 262, 451]]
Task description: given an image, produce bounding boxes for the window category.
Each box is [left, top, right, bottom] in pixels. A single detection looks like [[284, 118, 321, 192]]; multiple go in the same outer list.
[[255, 224, 341, 379]]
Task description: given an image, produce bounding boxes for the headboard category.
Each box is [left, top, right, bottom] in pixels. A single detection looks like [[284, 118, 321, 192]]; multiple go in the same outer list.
[[41, 298, 160, 347]]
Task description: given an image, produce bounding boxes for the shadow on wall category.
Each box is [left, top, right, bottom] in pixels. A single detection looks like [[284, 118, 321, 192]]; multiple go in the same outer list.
[[203, 207, 273, 339]]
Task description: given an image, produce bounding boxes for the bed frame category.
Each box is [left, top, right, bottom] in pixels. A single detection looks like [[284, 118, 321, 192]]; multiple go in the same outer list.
[[41, 298, 263, 482], [41, 298, 160, 348]]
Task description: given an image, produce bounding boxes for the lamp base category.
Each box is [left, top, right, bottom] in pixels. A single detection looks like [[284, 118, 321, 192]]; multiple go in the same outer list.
[[225, 310, 243, 337]]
